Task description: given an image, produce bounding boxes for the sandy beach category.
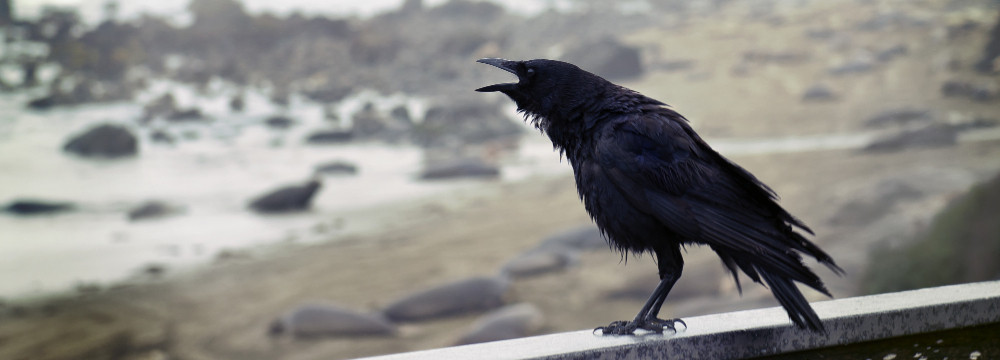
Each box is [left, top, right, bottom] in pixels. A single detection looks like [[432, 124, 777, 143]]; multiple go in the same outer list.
[[3, 0, 1000, 359]]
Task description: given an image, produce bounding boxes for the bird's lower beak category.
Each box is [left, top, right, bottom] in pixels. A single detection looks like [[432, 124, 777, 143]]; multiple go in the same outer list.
[[476, 58, 519, 92]]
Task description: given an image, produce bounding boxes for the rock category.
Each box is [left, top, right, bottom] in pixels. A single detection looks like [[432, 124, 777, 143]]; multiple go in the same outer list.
[[875, 44, 908, 62], [270, 303, 396, 338], [828, 55, 875, 75], [975, 9, 1000, 73], [63, 124, 138, 158], [166, 108, 206, 122], [382, 276, 508, 322], [229, 93, 245, 112], [389, 105, 412, 124], [3, 199, 75, 215], [314, 161, 358, 175], [500, 249, 577, 278], [149, 130, 176, 144], [142, 93, 177, 120], [561, 37, 643, 81], [351, 103, 391, 137], [414, 101, 521, 147], [306, 129, 354, 144], [455, 303, 544, 345], [264, 115, 295, 129], [862, 124, 959, 153], [863, 108, 933, 128], [419, 158, 499, 180], [941, 80, 998, 102], [801, 84, 837, 102], [26, 95, 57, 110], [249, 179, 322, 213], [535, 225, 607, 252], [127, 201, 181, 221]]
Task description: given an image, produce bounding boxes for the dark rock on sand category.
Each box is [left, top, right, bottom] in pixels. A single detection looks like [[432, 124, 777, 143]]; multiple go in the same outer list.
[[455, 303, 544, 345], [149, 130, 176, 144], [500, 249, 577, 278], [975, 8, 1000, 73], [314, 161, 358, 175], [264, 115, 296, 129], [63, 124, 138, 158], [863, 108, 933, 128], [419, 158, 499, 180], [941, 80, 998, 102], [3, 199, 75, 215], [142, 93, 178, 120], [166, 108, 206, 122], [382, 276, 508, 322], [229, 93, 245, 112], [249, 179, 322, 213], [270, 303, 396, 338], [828, 55, 875, 75], [801, 84, 837, 102], [128, 201, 181, 221], [306, 129, 354, 144], [875, 44, 908, 62], [561, 37, 643, 81], [862, 124, 959, 153]]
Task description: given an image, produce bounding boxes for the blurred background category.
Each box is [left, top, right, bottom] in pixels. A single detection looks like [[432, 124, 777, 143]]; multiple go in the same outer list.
[[0, 0, 999, 358]]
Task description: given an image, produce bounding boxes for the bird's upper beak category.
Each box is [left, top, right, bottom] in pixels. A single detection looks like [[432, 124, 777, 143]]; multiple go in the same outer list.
[[476, 58, 520, 93]]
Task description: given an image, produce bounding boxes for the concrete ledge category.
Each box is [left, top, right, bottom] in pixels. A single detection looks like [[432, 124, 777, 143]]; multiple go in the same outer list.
[[358, 281, 1000, 360]]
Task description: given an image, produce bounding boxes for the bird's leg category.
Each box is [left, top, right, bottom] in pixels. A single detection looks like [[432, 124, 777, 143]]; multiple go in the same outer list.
[[595, 246, 685, 336]]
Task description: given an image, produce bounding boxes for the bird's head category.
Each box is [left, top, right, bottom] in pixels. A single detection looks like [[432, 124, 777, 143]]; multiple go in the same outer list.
[[476, 58, 604, 126]]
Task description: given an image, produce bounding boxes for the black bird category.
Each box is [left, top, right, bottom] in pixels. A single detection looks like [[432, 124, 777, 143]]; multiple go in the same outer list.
[[476, 58, 843, 334]]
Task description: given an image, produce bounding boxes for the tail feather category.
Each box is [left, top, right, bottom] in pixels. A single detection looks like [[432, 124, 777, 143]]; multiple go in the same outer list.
[[760, 269, 824, 332]]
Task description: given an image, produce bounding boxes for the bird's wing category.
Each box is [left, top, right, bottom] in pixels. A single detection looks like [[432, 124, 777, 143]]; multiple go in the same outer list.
[[593, 113, 827, 285]]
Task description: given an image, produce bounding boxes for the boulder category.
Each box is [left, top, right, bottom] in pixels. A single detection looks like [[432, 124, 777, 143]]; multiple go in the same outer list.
[[63, 124, 138, 158], [270, 303, 396, 338], [801, 84, 837, 102], [166, 108, 206, 122], [314, 161, 358, 175], [127, 201, 181, 221], [941, 80, 998, 102], [975, 8, 1000, 73], [862, 124, 959, 153], [306, 129, 354, 144], [382, 276, 508, 322], [3, 199, 75, 215], [419, 158, 499, 180], [500, 249, 577, 278], [249, 179, 322, 213], [863, 108, 933, 128], [264, 115, 296, 129], [455, 303, 544, 345], [142, 93, 177, 120]]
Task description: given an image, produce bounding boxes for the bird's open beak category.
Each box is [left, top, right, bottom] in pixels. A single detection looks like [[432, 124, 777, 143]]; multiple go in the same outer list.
[[476, 58, 519, 92]]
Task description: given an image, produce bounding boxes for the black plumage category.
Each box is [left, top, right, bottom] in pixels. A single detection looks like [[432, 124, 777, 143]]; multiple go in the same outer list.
[[476, 58, 843, 334]]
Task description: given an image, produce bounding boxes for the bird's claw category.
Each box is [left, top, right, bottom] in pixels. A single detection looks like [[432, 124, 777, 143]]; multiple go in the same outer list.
[[593, 318, 686, 336]]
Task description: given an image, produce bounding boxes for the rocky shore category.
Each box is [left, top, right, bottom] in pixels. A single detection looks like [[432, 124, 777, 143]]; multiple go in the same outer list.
[[2, 0, 1000, 359]]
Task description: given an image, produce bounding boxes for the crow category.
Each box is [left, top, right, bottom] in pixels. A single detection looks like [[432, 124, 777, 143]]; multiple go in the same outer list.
[[476, 58, 843, 335]]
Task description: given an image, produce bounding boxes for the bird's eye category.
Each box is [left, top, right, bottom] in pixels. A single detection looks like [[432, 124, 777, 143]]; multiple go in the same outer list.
[[526, 68, 536, 77]]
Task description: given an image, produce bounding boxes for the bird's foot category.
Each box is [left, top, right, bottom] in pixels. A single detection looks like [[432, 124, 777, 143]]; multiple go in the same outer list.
[[593, 317, 686, 336]]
